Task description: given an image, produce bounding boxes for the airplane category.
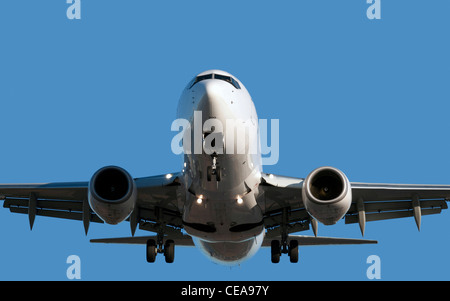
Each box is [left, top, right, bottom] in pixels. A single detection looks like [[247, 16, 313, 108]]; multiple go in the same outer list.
[[1, 69, 449, 265]]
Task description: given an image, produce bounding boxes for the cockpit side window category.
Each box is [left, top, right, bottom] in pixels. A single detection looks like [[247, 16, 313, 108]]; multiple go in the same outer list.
[[230, 77, 241, 89]]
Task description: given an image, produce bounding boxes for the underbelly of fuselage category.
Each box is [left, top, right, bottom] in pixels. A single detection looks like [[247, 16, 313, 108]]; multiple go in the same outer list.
[[182, 153, 263, 242], [181, 152, 265, 264], [192, 230, 265, 265]]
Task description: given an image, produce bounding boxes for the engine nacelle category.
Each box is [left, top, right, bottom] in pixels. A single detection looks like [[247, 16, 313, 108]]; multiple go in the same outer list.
[[88, 166, 137, 225], [302, 166, 352, 225]]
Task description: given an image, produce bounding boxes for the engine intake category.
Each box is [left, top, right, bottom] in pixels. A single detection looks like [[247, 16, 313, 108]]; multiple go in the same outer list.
[[88, 166, 137, 225], [302, 166, 352, 225]]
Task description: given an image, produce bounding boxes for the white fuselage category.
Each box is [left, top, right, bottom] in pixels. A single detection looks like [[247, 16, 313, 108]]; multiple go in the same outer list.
[[176, 70, 265, 265]]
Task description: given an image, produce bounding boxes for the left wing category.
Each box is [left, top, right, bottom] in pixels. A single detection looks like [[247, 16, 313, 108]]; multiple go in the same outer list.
[[0, 173, 184, 235], [260, 173, 450, 237]]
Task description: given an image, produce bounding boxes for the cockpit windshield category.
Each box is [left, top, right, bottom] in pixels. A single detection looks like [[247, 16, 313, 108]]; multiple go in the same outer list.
[[189, 73, 241, 90], [214, 74, 241, 89]]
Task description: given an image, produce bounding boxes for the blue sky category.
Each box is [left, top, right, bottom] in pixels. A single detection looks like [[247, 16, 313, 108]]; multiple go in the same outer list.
[[0, 0, 449, 281]]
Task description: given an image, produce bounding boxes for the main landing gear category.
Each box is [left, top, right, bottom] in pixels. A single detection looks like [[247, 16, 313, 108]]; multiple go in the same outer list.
[[270, 207, 299, 263], [146, 239, 175, 263], [271, 239, 299, 263]]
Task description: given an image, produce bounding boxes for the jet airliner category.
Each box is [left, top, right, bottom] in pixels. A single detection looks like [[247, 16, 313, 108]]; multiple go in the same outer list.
[[1, 70, 449, 265]]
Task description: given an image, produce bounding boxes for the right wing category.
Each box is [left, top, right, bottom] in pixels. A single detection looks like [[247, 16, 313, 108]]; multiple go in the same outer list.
[[260, 173, 450, 237], [0, 182, 96, 231]]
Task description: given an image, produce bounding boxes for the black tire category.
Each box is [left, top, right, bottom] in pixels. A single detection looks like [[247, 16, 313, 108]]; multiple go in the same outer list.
[[271, 240, 281, 263], [146, 239, 157, 263], [207, 166, 212, 181], [215, 166, 221, 181], [164, 239, 175, 263], [289, 240, 299, 263]]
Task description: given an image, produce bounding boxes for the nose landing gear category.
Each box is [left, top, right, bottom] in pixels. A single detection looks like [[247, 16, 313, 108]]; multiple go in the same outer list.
[[207, 155, 221, 182]]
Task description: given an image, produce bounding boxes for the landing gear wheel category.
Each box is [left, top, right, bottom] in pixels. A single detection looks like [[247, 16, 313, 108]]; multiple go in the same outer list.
[[215, 166, 221, 181], [288, 240, 299, 263], [164, 239, 175, 263], [271, 240, 281, 263], [146, 239, 157, 263], [207, 166, 212, 181]]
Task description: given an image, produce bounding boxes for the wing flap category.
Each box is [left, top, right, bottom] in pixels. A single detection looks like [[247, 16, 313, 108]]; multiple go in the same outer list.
[[4, 198, 104, 224], [90, 234, 194, 247], [346, 207, 442, 224], [8, 206, 104, 223], [4, 197, 84, 211], [263, 235, 377, 247], [350, 199, 448, 213]]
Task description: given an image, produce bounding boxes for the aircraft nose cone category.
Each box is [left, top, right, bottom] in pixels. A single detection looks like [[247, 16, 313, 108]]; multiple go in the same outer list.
[[197, 80, 221, 101], [196, 80, 226, 113]]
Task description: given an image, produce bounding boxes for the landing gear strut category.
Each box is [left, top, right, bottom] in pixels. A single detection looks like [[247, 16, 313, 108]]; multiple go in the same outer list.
[[207, 155, 221, 181], [270, 207, 299, 263], [146, 239, 175, 263]]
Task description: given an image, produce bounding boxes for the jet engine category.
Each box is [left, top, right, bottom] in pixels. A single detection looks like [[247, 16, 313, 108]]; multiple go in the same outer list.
[[88, 166, 137, 225], [302, 166, 352, 225]]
